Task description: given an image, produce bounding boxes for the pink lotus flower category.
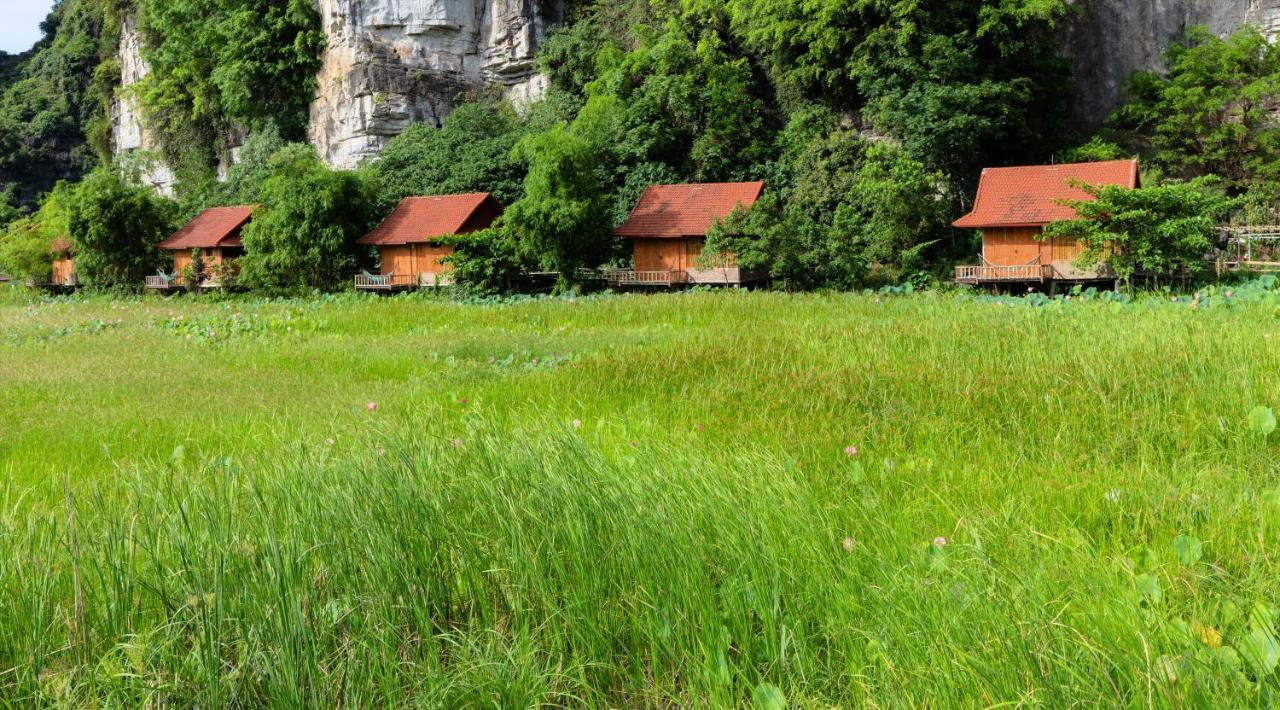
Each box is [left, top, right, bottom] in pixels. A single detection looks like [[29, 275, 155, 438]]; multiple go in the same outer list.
[[694, 423, 705, 432], [571, 419, 583, 429], [458, 397, 468, 406], [842, 537, 855, 552], [366, 402, 378, 412], [932, 536, 947, 548], [844, 446, 858, 457]]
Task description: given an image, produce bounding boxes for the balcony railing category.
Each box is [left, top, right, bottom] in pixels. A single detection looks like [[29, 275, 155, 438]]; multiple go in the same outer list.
[[145, 274, 183, 290], [955, 264, 1052, 283], [608, 270, 691, 287], [354, 272, 452, 291], [27, 274, 81, 289]]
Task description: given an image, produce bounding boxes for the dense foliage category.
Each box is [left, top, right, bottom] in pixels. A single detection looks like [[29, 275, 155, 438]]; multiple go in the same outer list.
[[1044, 178, 1238, 283], [1110, 27, 1280, 193], [135, 0, 325, 190], [236, 145, 375, 294], [0, 183, 74, 279], [67, 166, 175, 289], [0, 0, 123, 205]]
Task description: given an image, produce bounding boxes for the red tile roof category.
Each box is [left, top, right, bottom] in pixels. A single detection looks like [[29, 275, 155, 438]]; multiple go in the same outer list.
[[358, 194, 501, 246], [953, 160, 1139, 229], [158, 206, 255, 250], [49, 238, 72, 254], [615, 182, 766, 239]]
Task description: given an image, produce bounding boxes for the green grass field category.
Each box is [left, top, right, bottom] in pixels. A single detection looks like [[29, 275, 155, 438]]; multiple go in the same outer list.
[[3, 284, 1280, 706]]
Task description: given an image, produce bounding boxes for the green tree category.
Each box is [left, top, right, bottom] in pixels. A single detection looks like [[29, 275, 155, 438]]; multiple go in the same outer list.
[[1043, 177, 1238, 283], [707, 0, 1071, 180], [0, 0, 124, 205], [67, 167, 177, 290], [369, 103, 527, 212], [502, 123, 612, 286], [236, 145, 374, 294], [136, 0, 325, 189], [1111, 27, 1280, 191]]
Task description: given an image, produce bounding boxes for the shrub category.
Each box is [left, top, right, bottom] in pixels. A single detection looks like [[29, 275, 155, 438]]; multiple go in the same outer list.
[[1044, 177, 1239, 283], [67, 168, 176, 290], [236, 145, 374, 294]]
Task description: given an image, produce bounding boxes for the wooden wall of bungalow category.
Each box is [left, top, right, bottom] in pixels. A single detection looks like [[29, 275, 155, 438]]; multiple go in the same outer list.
[[631, 236, 736, 273], [51, 256, 75, 284], [170, 246, 243, 275], [981, 227, 1086, 267], [373, 198, 502, 277]]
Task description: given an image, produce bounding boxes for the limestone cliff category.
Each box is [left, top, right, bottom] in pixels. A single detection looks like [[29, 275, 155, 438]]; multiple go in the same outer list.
[[307, 0, 563, 168], [110, 13, 177, 195]]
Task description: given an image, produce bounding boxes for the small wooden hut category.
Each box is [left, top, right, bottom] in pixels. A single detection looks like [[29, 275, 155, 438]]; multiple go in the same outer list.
[[953, 160, 1138, 286], [149, 205, 254, 291], [355, 194, 502, 291], [49, 238, 77, 288], [612, 182, 766, 287]]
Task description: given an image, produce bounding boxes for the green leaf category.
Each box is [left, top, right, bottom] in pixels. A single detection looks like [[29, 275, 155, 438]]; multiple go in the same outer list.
[[1249, 406, 1277, 436], [752, 683, 786, 710], [1238, 627, 1280, 676], [1136, 574, 1162, 606], [1172, 534, 1203, 566]]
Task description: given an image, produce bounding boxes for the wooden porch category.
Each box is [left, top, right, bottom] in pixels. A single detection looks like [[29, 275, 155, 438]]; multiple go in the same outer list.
[[604, 267, 764, 288], [27, 274, 81, 291], [956, 261, 1114, 285], [353, 272, 452, 292], [145, 275, 227, 293]]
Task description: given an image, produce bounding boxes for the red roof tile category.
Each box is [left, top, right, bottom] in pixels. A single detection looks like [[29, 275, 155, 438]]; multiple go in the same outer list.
[[953, 160, 1139, 229], [615, 182, 766, 239], [158, 206, 255, 250], [358, 194, 501, 246]]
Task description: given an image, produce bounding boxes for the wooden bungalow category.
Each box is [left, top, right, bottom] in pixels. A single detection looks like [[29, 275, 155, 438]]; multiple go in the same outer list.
[[355, 193, 502, 291], [148, 205, 254, 292], [29, 238, 80, 291], [612, 182, 766, 287], [953, 160, 1139, 287]]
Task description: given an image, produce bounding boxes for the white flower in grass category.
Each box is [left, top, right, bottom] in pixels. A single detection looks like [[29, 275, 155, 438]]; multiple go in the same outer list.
[[842, 537, 855, 552], [932, 536, 947, 549]]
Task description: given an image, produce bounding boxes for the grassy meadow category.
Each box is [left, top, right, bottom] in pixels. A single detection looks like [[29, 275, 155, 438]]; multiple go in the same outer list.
[[3, 284, 1280, 706]]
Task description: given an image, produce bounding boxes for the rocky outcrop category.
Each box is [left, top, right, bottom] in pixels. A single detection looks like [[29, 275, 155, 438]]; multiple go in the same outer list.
[[308, 0, 563, 168], [108, 0, 1280, 178], [110, 14, 177, 195], [1061, 0, 1280, 130]]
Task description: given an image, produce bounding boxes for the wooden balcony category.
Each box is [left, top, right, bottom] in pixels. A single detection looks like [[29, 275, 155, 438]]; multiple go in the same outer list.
[[354, 272, 452, 292], [145, 275, 183, 291], [27, 274, 81, 291], [609, 270, 690, 287], [955, 264, 1052, 284], [605, 267, 765, 288]]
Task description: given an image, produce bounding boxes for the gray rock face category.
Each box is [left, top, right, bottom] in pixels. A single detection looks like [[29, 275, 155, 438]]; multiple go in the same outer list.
[[1061, 0, 1280, 130], [110, 14, 177, 195], [308, 0, 563, 168]]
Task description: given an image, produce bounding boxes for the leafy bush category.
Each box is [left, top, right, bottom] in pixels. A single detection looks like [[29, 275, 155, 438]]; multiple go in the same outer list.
[[1043, 177, 1238, 283], [67, 168, 177, 290], [503, 123, 613, 285], [445, 227, 537, 296], [1112, 27, 1280, 192], [236, 145, 374, 294], [0, 182, 74, 279]]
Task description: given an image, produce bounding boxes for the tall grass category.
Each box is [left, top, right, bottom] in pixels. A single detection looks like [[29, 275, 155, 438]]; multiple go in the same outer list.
[[2, 284, 1280, 704]]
